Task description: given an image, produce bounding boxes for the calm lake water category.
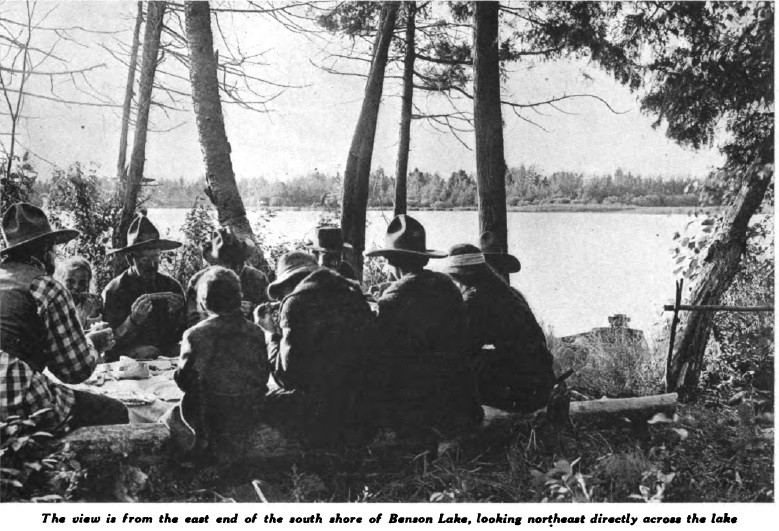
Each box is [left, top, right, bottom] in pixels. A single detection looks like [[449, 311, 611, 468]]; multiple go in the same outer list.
[[149, 208, 693, 339]]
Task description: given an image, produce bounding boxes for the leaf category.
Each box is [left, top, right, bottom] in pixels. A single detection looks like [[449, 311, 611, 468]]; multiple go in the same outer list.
[[673, 428, 689, 440], [648, 412, 673, 424]]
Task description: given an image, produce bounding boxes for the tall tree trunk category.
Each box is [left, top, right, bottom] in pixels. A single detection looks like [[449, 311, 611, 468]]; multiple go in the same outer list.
[[116, 1, 144, 179], [114, 1, 165, 252], [341, 1, 399, 279], [184, 1, 265, 267], [393, 1, 415, 217], [666, 163, 773, 396], [473, 1, 508, 278]]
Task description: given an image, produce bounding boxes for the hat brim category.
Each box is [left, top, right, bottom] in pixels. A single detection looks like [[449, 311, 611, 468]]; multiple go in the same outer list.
[[483, 252, 521, 273], [310, 242, 352, 252], [0, 228, 80, 255], [267, 265, 319, 300], [365, 248, 447, 259], [108, 238, 182, 255]]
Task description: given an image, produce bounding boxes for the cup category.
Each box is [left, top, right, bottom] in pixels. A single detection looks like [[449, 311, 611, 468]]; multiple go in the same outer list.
[[88, 327, 115, 353]]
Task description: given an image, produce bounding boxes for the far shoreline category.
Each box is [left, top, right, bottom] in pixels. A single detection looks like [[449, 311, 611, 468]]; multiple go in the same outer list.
[[148, 204, 729, 215]]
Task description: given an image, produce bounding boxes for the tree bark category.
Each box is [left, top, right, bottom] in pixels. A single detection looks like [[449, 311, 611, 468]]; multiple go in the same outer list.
[[666, 163, 773, 395], [114, 1, 165, 251], [341, 1, 399, 280], [393, 1, 415, 217], [184, 1, 265, 267], [473, 1, 508, 276], [116, 2, 144, 180]]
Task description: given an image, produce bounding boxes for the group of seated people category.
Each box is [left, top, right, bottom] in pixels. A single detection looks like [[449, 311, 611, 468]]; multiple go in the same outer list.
[[0, 202, 555, 459]]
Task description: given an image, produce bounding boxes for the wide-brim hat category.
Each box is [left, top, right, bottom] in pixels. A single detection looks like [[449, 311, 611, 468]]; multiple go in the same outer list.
[[441, 243, 493, 275], [108, 213, 181, 255], [479, 231, 521, 273], [202, 226, 249, 265], [365, 214, 446, 259], [309, 225, 352, 253], [267, 251, 319, 300], [1, 202, 80, 255]]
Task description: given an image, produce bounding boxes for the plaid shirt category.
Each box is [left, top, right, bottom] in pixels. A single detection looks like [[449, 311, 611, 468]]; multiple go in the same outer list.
[[0, 272, 98, 429]]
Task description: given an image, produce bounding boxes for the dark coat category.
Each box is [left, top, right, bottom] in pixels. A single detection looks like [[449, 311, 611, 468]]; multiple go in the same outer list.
[[451, 268, 555, 412], [185, 265, 269, 327], [174, 311, 269, 452], [102, 269, 185, 356], [264, 268, 376, 446], [373, 270, 483, 438], [267, 268, 374, 392]]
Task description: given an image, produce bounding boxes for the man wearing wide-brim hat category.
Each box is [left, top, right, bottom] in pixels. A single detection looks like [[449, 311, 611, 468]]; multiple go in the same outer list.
[[184, 226, 269, 327], [254, 251, 377, 447], [0, 203, 128, 430], [364, 214, 483, 440], [307, 225, 358, 281], [102, 213, 185, 361], [443, 243, 554, 413]]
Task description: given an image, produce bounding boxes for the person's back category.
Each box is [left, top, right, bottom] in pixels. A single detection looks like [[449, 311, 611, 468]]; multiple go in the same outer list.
[[445, 244, 554, 413], [272, 268, 373, 393], [366, 216, 483, 441], [261, 261, 376, 447], [173, 267, 268, 459], [377, 269, 468, 355]]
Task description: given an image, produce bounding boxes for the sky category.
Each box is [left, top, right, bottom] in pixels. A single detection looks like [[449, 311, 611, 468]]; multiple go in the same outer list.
[[4, 1, 726, 183]]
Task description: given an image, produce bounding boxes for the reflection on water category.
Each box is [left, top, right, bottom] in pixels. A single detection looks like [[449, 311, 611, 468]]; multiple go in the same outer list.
[[149, 208, 692, 338]]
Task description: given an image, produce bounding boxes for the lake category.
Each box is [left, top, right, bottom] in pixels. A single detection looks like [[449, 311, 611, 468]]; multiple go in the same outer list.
[[149, 208, 694, 339]]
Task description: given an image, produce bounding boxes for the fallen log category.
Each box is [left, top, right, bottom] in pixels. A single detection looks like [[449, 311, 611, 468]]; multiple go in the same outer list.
[[54, 393, 678, 467], [56, 423, 170, 467]]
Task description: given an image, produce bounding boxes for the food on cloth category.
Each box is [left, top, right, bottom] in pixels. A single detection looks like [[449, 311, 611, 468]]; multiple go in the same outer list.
[[114, 356, 151, 380], [111, 391, 157, 406]]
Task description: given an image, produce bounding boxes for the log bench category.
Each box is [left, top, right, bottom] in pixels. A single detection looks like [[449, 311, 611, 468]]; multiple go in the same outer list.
[[54, 393, 678, 468]]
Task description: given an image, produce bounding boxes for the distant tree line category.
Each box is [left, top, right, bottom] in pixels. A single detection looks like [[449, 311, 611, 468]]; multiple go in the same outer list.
[[118, 166, 711, 209]]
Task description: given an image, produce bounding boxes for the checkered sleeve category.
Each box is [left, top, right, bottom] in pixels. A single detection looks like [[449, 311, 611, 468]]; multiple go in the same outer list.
[[31, 277, 98, 384]]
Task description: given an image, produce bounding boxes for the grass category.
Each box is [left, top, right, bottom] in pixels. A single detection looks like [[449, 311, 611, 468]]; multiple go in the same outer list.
[[128, 397, 773, 503]]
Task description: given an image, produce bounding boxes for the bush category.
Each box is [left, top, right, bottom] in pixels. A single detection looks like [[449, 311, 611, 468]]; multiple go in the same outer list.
[[162, 197, 216, 289], [0, 153, 38, 220], [702, 214, 774, 395], [552, 328, 665, 398], [47, 162, 121, 290], [0, 410, 84, 502]]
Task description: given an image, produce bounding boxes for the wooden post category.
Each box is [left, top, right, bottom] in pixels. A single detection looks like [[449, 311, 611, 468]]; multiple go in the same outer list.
[[665, 278, 683, 389]]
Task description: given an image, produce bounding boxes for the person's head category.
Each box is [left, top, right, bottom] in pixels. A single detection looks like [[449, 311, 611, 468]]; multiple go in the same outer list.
[[267, 251, 318, 301], [314, 250, 342, 269], [309, 226, 349, 270], [442, 243, 505, 286], [1, 202, 79, 274], [2, 240, 57, 275], [126, 249, 160, 279], [109, 213, 181, 272], [385, 253, 429, 278], [202, 227, 249, 274], [197, 266, 242, 316], [365, 214, 445, 277], [53, 256, 93, 301]]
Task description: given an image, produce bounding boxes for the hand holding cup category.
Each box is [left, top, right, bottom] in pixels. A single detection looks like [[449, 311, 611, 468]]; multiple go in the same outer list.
[[87, 326, 115, 353]]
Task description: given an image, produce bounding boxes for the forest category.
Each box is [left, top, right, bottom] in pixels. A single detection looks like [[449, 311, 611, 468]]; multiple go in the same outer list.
[[29, 165, 705, 209], [0, 0, 773, 507]]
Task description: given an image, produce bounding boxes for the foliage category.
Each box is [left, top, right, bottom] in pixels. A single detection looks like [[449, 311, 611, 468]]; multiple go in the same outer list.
[[162, 197, 216, 290], [0, 410, 84, 502], [0, 153, 38, 218], [124, 167, 710, 211], [47, 162, 121, 289], [531, 458, 592, 502], [552, 327, 666, 398]]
